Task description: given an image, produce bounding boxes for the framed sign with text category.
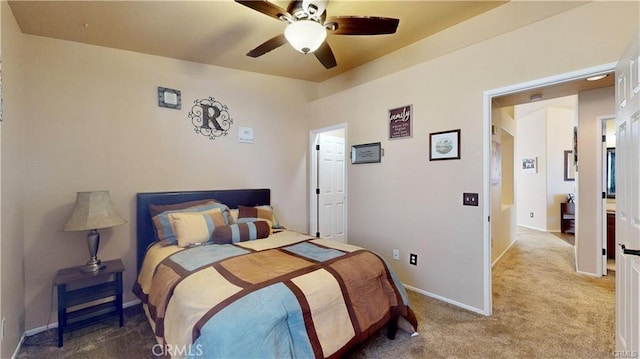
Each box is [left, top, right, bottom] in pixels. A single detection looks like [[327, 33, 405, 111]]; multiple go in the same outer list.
[[389, 105, 412, 139]]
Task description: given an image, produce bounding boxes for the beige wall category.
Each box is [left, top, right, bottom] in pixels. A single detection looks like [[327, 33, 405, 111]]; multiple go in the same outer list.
[[546, 107, 577, 231], [20, 36, 314, 330], [1, 1, 26, 357], [491, 106, 516, 264], [576, 86, 615, 274], [514, 101, 576, 232], [306, 2, 638, 311]]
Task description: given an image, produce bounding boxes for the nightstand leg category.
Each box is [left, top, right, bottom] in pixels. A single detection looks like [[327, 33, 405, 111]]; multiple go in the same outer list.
[[116, 272, 124, 327], [57, 284, 66, 347]]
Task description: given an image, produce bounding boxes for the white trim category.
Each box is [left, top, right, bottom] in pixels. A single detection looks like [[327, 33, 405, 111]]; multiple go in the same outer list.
[[23, 299, 141, 337], [11, 334, 25, 359], [404, 285, 486, 316], [598, 115, 616, 277], [483, 62, 617, 317], [576, 269, 603, 278], [492, 239, 519, 268], [517, 224, 550, 232]]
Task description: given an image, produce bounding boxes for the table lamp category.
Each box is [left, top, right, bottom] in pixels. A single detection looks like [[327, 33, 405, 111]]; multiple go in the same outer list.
[[63, 191, 127, 273]]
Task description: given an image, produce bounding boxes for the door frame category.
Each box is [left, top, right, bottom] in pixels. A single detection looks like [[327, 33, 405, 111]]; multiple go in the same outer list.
[[601, 116, 616, 275], [482, 62, 617, 314], [309, 123, 347, 239]]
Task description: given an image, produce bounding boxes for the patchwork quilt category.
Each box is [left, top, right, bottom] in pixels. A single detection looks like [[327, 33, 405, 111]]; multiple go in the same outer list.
[[133, 230, 417, 358]]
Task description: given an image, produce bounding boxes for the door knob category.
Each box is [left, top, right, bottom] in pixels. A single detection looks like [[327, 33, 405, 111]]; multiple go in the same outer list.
[[619, 244, 640, 256]]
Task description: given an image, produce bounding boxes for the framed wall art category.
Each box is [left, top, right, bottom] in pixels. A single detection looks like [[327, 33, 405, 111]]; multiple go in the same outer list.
[[521, 157, 537, 174], [351, 142, 382, 164], [389, 104, 412, 139], [564, 150, 575, 181], [429, 129, 460, 161]]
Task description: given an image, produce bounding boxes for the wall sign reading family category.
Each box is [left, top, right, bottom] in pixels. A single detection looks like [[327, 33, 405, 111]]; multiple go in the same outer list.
[[388, 105, 412, 139], [188, 97, 233, 140]]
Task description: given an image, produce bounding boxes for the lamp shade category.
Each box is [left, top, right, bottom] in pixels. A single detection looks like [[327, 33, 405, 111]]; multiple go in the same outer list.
[[63, 191, 127, 231], [284, 20, 327, 54]]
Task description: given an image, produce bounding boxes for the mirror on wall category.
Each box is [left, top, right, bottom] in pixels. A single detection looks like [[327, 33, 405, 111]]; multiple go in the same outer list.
[[606, 147, 615, 198]]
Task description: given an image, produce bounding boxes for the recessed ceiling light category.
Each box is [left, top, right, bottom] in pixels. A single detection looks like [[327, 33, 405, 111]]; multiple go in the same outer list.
[[529, 94, 543, 102], [586, 74, 609, 81]]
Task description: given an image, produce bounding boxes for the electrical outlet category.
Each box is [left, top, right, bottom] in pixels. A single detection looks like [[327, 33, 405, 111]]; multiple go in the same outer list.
[[530, 212, 534, 218], [393, 249, 400, 261], [409, 253, 418, 266], [463, 193, 479, 206]]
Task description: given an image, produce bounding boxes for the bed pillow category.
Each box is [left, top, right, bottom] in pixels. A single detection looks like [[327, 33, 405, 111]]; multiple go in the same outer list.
[[152, 202, 232, 246], [148, 199, 218, 219], [168, 208, 227, 247], [236, 205, 281, 229], [212, 221, 271, 244]]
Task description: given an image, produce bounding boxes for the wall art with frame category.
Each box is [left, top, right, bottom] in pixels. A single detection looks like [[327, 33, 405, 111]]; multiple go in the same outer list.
[[351, 142, 382, 164], [429, 129, 460, 161]]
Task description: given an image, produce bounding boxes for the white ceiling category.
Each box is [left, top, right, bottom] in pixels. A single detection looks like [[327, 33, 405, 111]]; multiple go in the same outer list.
[[8, 0, 508, 82]]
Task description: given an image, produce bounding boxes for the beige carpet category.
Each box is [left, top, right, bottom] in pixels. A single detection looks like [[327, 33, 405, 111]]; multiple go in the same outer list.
[[18, 226, 614, 358]]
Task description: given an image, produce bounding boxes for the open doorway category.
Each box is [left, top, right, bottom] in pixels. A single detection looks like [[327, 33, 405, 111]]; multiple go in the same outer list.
[[309, 124, 347, 243], [482, 63, 616, 314]]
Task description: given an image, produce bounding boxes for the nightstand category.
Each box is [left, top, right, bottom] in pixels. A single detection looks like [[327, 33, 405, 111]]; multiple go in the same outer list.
[[54, 258, 124, 347]]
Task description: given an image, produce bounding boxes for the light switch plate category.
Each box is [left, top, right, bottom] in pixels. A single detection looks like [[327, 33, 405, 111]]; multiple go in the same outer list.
[[463, 192, 479, 206]]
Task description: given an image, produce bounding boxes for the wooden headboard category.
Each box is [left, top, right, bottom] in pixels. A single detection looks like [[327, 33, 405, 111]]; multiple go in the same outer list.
[[136, 189, 270, 272]]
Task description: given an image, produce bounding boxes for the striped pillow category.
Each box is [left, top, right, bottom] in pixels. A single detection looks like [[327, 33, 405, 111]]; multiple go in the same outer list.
[[236, 205, 277, 229], [212, 221, 271, 244], [169, 208, 227, 247], [152, 202, 232, 246]]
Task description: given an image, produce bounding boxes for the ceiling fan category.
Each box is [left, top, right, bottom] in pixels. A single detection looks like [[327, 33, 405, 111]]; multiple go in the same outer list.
[[235, 0, 400, 69]]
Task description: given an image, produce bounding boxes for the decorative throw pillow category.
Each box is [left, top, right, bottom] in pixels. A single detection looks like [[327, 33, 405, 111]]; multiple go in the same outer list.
[[148, 199, 218, 219], [152, 202, 232, 246], [168, 208, 227, 247], [212, 221, 271, 244], [236, 205, 277, 229]]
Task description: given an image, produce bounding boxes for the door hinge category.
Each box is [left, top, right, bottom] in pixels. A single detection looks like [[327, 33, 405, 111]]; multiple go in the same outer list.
[[602, 135, 606, 142], [315, 188, 320, 195], [316, 144, 320, 151], [488, 216, 491, 222], [602, 192, 606, 199], [602, 248, 607, 256], [315, 232, 320, 238]]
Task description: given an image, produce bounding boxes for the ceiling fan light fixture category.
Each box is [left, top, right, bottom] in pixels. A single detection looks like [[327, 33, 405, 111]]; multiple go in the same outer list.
[[284, 20, 327, 54]]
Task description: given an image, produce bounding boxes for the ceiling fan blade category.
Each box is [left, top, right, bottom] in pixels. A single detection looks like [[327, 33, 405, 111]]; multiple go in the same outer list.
[[314, 41, 337, 69], [326, 16, 399, 35], [235, 0, 291, 21], [247, 34, 288, 58]]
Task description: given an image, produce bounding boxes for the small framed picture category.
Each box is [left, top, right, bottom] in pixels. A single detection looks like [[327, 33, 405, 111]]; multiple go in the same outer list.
[[158, 87, 181, 109], [522, 157, 537, 174], [429, 129, 460, 161], [351, 142, 381, 164]]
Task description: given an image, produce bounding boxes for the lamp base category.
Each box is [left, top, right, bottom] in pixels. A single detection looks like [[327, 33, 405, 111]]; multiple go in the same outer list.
[[80, 260, 106, 273], [80, 263, 107, 273], [82, 230, 106, 273]]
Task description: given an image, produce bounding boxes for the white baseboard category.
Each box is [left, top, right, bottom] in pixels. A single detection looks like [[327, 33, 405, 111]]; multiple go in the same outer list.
[[23, 299, 141, 337], [403, 284, 488, 316], [492, 239, 518, 268], [517, 224, 547, 232], [11, 333, 25, 359]]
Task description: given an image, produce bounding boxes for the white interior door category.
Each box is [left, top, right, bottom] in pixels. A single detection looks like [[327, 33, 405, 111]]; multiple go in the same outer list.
[[615, 31, 640, 356], [317, 134, 346, 242]]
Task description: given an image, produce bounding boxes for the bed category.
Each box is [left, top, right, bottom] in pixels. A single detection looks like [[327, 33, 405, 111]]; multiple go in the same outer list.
[[133, 189, 417, 358]]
